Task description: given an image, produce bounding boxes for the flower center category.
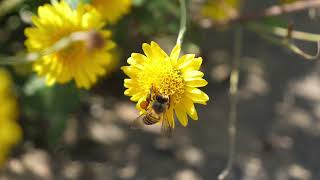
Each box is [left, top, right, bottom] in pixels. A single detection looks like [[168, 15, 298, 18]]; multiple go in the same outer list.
[[58, 42, 86, 61], [155, 69, 184, 104], [138, 59, 185, 105]]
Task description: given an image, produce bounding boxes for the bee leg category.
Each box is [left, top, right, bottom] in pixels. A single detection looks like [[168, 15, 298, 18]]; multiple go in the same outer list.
[[149, 86, 154, 101], [140, 100, 149, 110], [161, 118, 173, 138], [167, 96, 171, 109], [140, 86, 153, 110]]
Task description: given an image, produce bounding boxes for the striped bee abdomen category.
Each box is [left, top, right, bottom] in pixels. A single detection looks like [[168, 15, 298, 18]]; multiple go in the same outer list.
[[143, 114, 160, 125]]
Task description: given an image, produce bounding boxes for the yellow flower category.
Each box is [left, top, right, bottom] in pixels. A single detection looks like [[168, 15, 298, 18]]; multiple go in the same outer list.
[[90, 0, 132, 23], [0, 120, 21, 166], [122, 42, 209, 128], [0, 71, 18, 121], [202, 0, 239, 23], [0, 69, 21, 166], [25, 1, 116, 89]]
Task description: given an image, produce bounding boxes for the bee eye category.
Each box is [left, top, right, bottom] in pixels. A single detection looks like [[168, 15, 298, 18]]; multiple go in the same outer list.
[[156, 95, 162, 101]]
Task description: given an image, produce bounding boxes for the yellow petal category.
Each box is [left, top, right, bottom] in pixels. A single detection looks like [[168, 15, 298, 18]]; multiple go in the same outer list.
[[74, 69, 89, 89], [175, 104, 188, 127], [170, 44, 181, 62], [142, 43, 154, 60], [130, 92, 144, 102], [126, 58, 144, 70], [186, 78, 208, 87], [46, 75, 56, 86], [124, 79, 137, 88], [100, 30, 112, 39], [104, 40, 116, 50], [184, 57, 203, 71], [150, 41, 168, 59], [183, 98, 198, 120], [186, 87, 209, 105], [131, 53, 148, 65], [121, 66, 138, 78], [124, 88, 134, 96], [177, 54, 195, 69], [82, 10, 103, 29], [183, 70, 204, 78]]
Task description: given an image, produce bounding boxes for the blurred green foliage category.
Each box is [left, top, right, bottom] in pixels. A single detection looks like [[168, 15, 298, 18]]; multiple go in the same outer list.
[[23, 79, 82, 146]]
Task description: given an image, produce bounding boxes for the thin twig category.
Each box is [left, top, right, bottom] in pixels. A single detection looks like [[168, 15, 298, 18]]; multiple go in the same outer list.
[[285, 41, 320, 60], [218, 26, 243, 180], [248, 24, 320, 60], [229, 0, 320, 24], [248, 23, 320, 42], [176, 0, 187, 45]]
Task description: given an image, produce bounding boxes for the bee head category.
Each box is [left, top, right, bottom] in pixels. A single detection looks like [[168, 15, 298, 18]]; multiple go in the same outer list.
[[155, 95, 169, 104]]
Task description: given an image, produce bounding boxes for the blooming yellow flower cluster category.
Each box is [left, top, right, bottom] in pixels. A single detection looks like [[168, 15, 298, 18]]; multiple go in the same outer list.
[[25, 0, 131, 89], [0, 69, 21, 166], [122, 42, 209, 129]]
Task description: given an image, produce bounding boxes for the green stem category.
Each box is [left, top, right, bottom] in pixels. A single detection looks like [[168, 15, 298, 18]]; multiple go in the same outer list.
[[176, 0, 187, 45], [218, 27, 242, 180]]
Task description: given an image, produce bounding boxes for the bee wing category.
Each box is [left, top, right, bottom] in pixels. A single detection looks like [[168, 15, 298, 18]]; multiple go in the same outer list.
[[160, 115, 173, 138], [131, 113, 145, 129]]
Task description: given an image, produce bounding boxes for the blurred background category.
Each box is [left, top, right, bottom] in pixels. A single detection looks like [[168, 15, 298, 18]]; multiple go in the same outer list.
[[0, 0, 320, 179]]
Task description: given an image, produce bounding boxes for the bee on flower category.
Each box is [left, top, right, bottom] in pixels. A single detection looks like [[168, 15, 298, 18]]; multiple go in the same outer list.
[[24, 1, 116, 89], [122, 42, 209, 136]]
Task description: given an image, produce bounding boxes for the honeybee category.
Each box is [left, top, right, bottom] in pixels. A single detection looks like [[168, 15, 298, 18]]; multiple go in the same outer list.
[[132, 86, 173, 137]]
